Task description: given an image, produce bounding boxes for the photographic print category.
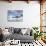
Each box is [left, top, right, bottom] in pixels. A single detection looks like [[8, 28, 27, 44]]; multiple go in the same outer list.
[[8, 10, 23, 22]]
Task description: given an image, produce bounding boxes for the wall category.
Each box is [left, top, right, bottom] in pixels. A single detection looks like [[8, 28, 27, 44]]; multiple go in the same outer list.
[[0, 1, 40, 29]]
